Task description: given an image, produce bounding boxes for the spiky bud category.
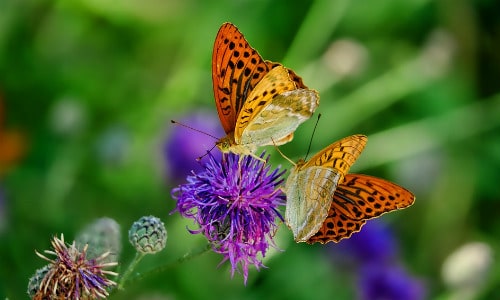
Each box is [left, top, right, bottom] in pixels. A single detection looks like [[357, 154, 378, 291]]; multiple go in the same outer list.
[[27, 265, 50, 298], [129, 216, 167, 254]]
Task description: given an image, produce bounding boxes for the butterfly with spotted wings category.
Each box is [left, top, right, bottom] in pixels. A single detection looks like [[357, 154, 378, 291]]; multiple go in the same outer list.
[[212, 23, 319, 157], [285, 135, 415, 244]]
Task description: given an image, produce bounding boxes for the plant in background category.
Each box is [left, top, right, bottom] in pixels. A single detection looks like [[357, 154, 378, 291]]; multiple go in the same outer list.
[[329, 221, 426, 300], [358, 263, 425, 300], [441, 242, 493, 300], [76, 217, 122, 264], [30, 234, 118, 299], [118, 216, 168, 290], [28, 216, 170, 299], [164, 111, 223, 183], [27, 265, 51, 299]]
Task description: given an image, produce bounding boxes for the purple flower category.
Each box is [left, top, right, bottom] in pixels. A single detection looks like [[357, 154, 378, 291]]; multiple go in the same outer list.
[[333, 220, 398, 265], [164, 111, 224, 182], [327, 220, 426, 298], [172, 152, 286, 284], [358, 263, 426, 300], [35, 234, 118, 299]]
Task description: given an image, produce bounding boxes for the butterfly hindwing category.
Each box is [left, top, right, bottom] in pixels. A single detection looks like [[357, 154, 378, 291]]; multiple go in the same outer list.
[[306, 174, 416, 244], [285, 135, 368, 242], [235, 66, 319, 147]]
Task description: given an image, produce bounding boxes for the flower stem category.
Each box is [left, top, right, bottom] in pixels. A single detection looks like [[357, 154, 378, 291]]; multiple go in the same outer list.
[[117, 252, 145, 290], [118, 243, 212, 288]]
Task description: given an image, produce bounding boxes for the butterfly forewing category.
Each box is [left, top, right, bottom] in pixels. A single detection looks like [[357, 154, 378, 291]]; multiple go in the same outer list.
[[303, 135, 368, 181], [239, 89, 319, 147], [306, 174, 416, 244], [212, 23, 272, 134]]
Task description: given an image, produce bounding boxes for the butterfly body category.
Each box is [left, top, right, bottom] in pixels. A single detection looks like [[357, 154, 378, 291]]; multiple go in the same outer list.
[[212, 23, 319, 156]]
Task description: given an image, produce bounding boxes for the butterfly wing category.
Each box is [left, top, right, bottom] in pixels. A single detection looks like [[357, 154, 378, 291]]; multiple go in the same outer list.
[[286, 165, 342, 242], [306, 174, 416, 244], [234, 65, 319, 147], [303, 134, 368, 182], [285, 135, 368, 242], [212, 23, 273, 134], [266, 61, 309, 89]]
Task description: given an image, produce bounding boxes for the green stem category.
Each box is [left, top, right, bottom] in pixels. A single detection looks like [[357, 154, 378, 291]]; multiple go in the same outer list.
[[120, 243, 212, 288], [117, 252, 145, 290]]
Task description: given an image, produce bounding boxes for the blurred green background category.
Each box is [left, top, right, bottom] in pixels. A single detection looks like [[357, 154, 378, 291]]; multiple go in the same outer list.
[[1, 0, 500, 299]]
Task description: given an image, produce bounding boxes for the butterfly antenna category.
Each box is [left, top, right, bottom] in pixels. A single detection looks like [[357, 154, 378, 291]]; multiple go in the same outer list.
[[170, 120, 219, 140], [196, 145, 217, 161], [271, 137, 296, 166], [304, 113, 321, 161]]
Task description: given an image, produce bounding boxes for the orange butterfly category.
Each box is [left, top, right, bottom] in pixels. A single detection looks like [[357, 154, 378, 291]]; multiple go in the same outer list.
[[212, 23, 319, 157], [285, 135, 415, 244]]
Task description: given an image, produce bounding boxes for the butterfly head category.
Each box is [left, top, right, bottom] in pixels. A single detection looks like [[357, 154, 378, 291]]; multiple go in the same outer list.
[[294, 158, 307, 170], [215, 135, 233, 153], [215, 133, 259, 158]]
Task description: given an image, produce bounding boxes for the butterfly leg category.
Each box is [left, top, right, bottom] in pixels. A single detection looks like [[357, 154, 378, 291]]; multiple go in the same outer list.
[[236, 153, 267, 164]]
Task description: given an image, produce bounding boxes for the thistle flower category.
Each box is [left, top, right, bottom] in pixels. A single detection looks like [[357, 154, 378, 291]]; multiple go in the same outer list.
[[333, 220, 398, 265], [34, 234, 118, 299], [326, 220, 426, 299], [172, 152, 286, 284], [358, 263, 426, 300]]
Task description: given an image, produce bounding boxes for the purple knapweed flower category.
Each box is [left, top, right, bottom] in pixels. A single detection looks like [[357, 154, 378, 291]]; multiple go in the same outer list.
[[164, 111, 224, 182], [172, 152, 286, 284], [333, 220, 398, 266], [326, 220, 426, 299], [358, 263, 426, 300], [34, 234, 118, 299]]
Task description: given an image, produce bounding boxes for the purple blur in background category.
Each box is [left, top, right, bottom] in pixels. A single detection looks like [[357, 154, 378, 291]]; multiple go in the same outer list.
[[164, 110, 224, 183]]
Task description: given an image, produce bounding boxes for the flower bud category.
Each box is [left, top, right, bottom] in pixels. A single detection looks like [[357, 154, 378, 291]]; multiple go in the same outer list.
[[27, 265, 50, 298], [129, 216, 167, 254], [76, 217, 121, 263]]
